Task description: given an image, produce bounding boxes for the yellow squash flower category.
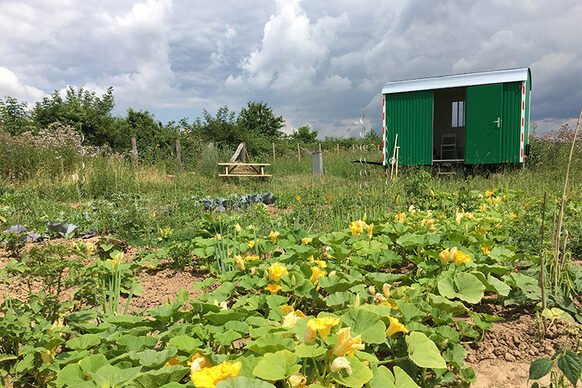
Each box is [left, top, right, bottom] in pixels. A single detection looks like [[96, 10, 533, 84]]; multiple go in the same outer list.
[[305, 317, 340, 342], [386, 316, 408, 337], [106, 259, 117, 269], [310, 266, 325, 284], [454, 250, 471, 266], [510, 212, 517, 218], [248, 239, 257, 248], [455, 211, 463, 225], [301, 237, 313, 245], [485, 190, 493, 197], [382, 283, 391, 299], [234, 255, 245, 271], [265, 283, 282, 295], [395, 213, 406, 224], [189, 353, 209, 372], [278, 305, 295, 315], [366, 223, 374, 238], [165, 357, 182, 366], [349, 220, 364, 236], [439, 247, 457, 265], [245, 255, 260, 261], [296, 196, 301, 203], [269, 231, 280, 243], [481, 246, 491, 255], [190, 360, 241, 388], [269, 263, 288, 282], [235, 223, 241, 233], [333, 327, 365, 356], [330, 357, 352, 375], [288, 373, 308, 388], [315, 259, 327, 268], [282, 310, 307, 328], [214, 234, 222, 240]]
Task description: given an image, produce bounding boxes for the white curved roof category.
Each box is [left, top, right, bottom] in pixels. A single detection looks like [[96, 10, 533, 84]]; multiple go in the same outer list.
[[382, 68, 531, 94]]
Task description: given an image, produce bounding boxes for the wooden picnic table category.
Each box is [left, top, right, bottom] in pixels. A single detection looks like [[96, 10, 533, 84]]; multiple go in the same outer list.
[[218, 162, 272, 178]]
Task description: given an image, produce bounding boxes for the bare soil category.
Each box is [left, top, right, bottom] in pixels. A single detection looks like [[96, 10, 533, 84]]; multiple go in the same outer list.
[[1, 240, 580, 387]]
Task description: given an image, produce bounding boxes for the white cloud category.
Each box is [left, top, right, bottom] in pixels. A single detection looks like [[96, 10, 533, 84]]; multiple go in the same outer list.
[[0, 0, 580, 138], [0, 67, 45, 102]]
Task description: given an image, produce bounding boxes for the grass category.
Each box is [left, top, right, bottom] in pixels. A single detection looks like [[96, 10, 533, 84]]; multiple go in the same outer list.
[[1, 145, 581, 254]]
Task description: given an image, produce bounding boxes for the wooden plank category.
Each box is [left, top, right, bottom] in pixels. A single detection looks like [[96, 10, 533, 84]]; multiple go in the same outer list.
[[229, 143, 245, 163], [218, 163, 271, 166], [219, 174, 272, 178]]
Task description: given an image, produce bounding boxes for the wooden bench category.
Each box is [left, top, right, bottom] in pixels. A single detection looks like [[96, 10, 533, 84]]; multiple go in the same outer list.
[[218, 163, 272, 178]]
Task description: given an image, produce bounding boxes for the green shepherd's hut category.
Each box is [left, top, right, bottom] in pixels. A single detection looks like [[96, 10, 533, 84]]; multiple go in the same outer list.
[[381, 68, 532, 166]]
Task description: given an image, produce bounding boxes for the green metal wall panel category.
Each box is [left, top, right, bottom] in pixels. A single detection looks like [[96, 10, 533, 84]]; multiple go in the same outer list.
[[385, 91, 433, 166], [502, 82, 522, 163], [466, 84, 503, 164]]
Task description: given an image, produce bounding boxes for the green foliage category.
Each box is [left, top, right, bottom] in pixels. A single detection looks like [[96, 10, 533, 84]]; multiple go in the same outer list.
[[0, 96, 34, 135], [238, 101, 284, 139], [33, 86, 120, 148], [293, 125, 318, 143]]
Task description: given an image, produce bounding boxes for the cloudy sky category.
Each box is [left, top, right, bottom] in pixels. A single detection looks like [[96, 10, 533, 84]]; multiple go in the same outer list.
[[0, 0, 581, 137]]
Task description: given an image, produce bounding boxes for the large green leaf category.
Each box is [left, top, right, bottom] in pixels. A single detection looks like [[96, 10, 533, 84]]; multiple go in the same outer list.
[[131, 365, 189, 388], [118, 335, 159, 352], [294, 343, 327, 358], [393, 366, 420, 388], [557, 351, 581, 387], [246, 333, 296, 354], [438, 273, 485, 304], [528, 358, 554, 380], [66, 334, 101, 351], [367, 366, 395, 388], [331, 355, 373, 388], [454, 272, 485, 304], [252, 350, 301, 381], [406, 332, 446, 369], [168, 335, 203, 354], [56, 363, 86, 388], [341, 309, 386, 344], [128, 347, 177, 368]]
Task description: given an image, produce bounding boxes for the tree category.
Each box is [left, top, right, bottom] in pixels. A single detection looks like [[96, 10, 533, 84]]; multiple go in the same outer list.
[[32, 86, 119, 147], [193, 106, 242, 148], [237, 101, 284, 138], [0, 96, 33, 135], [292, 125, 318, 143]]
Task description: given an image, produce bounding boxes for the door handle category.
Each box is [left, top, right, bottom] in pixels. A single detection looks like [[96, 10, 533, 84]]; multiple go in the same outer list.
[[493, 117, 501, 128]]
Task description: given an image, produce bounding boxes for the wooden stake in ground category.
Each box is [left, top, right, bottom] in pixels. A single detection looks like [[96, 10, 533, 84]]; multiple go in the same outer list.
[[336, 143, 339, 154], [553, 105, 582, 290], [539, 192, 547, 333], [272, 142, 276, 162], [176, 139, 183, 173], [131, 137, 138, 166], [297, 143, 301, 162], [318, 143, 322, 152]]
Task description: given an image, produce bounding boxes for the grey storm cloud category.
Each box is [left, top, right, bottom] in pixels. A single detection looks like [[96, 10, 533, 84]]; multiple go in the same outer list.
[[0, 0, 580, 137]]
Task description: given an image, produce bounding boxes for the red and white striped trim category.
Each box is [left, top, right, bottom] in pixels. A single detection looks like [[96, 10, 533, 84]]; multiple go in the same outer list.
[[520, 83, 525, 162], [382, 97, 386, 165]]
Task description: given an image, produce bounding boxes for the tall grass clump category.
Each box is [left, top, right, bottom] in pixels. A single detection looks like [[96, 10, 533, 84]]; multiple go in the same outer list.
[[85, 155, 136, 198], [197, 144, 233, 177], [0, 122, 92, 181]]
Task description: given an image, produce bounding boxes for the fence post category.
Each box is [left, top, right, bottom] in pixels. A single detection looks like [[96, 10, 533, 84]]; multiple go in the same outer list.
[[297, 143, 301, 162], [176, 139, 183, 173], [131, 137, 138, 166], [336, 143, 339, 154], [272, 142, 276, 162], [318, 143, 322, 152]]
